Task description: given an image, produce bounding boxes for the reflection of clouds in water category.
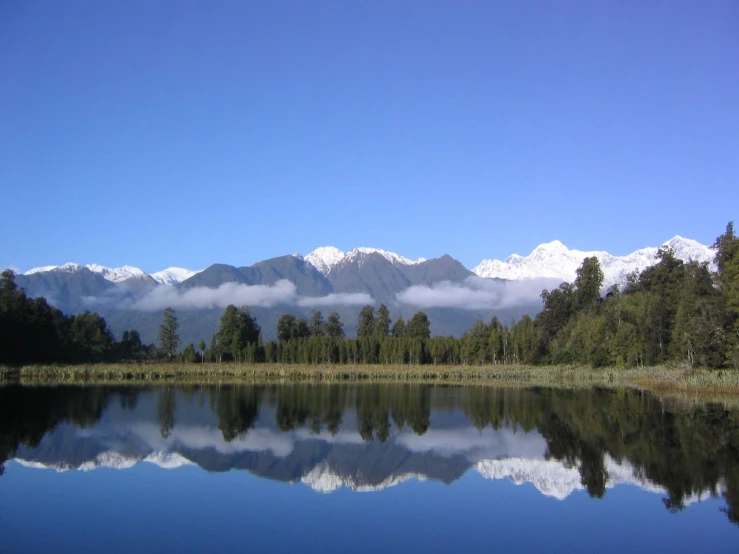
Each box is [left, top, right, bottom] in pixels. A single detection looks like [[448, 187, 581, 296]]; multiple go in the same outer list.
[[137, 424, 298, 458], [396, 427, 547, 462], [75, 418, 546, 463]]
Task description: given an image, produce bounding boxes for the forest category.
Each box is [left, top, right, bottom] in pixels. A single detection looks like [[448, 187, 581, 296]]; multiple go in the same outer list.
[[1, 222, 737, 369]]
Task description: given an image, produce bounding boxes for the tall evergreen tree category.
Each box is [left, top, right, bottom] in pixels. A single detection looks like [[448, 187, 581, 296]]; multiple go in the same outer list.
[[277, 314, 297, 342], [574, 257, 604, 310], [357, 305, 375, 337], [310, 311, 325, 337], [324, 311, 345, 338], [407, 312, 431, 339], [391, 317, 406, 337], [158, 307, 180, 360], [714, 222, 739, 367], [374, 304, 391, 337]]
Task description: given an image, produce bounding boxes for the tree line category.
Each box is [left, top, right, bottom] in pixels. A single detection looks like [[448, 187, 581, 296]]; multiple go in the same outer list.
[[182, 222, 738, 368], [0, 270, 158, 365], [2, 222, 737, 368]]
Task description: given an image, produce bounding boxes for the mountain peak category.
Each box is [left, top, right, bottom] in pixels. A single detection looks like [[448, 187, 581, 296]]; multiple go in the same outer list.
[[474, 237, 716, 288], [304, 246, 425, 275], [305, 246, 346, 274], [25, 263, 146, 283], [24, 263, 201, 285], [151, 267, 201, 285]]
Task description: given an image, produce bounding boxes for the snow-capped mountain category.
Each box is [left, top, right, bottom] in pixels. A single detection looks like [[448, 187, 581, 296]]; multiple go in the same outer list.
[[151, 267, 201, 286], [14, 450, 687, 502], [474, 457, 667, 500], [14, 451, 194, 472], [301, 462, 426, 493], [305, 246, 427, 275], [86, 264, 150, 283], [19, 235, 715, 291], [25, 263, 149, 283], [473, 236, 715, 289], [24, 263, 201, 286]]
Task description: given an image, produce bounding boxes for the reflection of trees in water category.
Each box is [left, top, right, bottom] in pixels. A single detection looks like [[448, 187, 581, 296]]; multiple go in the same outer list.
[[213, 386, 262, 442], [271, 384, 432, 442], [157, 386, 176, 439], [463, 386, 739, 519], [0, 384, 738, 524], [0, 385, 141, 476]]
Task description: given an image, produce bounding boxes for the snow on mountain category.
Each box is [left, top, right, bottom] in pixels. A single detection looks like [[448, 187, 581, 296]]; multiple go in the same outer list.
[[143, 452, 196, 469], [305, 246, 346, 274], [86, 264, 149, 283], [24, 265, 60, 275], [14, 451, 194, 473], [305, 246, 426, 275], [300, 455, 702, 499], [24, 263, 148, 283], [151, 267, 201, 285], [300, 461, 426, 493], [23, 263, 202, 286], [473, 236, 716, 289], [474, 456, 666, 500]]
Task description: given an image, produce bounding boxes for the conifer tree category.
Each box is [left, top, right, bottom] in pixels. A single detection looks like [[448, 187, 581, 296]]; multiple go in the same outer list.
[[158, 307, 180, 360], [324, 311, 345, 338], [310, 311, 325, 337], [374, 304, 391, 337], [391, 317, 406, 337], [357, 305, 375, 337]]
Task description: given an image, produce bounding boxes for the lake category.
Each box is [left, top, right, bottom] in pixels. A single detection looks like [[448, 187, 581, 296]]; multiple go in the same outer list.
[[1, 384, 737, 553]]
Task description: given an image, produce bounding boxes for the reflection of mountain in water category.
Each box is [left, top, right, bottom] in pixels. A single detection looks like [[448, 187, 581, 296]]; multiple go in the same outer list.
[[12, 420, 690, 501], [1, 384, 737, 523]]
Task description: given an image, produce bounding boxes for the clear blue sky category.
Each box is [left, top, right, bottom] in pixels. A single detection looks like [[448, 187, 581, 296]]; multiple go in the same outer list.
[[1, 1, 737, 273]]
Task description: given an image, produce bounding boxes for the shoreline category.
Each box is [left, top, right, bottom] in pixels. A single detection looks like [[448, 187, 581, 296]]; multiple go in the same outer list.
[[2, 363, 739, 396]]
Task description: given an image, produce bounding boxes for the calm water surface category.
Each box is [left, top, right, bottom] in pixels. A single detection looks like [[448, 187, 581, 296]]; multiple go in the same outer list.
[[0, 384, 737, 553]]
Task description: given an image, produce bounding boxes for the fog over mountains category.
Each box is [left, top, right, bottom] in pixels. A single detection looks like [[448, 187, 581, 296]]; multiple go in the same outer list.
[[15, 236, 715, 345]]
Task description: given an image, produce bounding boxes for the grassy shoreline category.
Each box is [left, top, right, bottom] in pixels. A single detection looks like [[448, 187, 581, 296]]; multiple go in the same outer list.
[[2, 363, 739, 395]]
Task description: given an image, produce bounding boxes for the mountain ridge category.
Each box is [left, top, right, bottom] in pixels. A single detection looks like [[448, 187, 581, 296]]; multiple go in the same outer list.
[[21, 236, 716, 288]]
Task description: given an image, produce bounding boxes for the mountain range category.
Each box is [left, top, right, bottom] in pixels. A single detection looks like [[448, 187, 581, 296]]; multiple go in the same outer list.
[[23, 236, 715, 289], [14, 236, 716, 345]]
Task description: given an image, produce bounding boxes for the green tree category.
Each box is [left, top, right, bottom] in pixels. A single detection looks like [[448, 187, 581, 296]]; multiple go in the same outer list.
[[182, 343, 198, 363], [407, 312, 431, 339], [310, 311, 325, 337], [324, 311, 345, 338], [277, 314, 297, 342], [574, 256, 604, 310], [158, 307, 180, 360], [72, 312, 114, 361], [391, 316, 406, 337], [357, 305, 375, 337], [218, 305, 261, 361], [292, 318, 310, 340], [198, 339, 207, 363], [374, 304, 391, 337], [714, 222, 739, 367]]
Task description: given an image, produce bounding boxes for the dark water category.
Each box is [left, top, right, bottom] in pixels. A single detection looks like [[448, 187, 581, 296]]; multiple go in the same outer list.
[[0, 384, 737, 553]]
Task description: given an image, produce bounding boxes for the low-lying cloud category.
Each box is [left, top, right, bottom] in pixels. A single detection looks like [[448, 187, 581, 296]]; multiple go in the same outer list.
[[396, 277, 560, 311], [130, 280, 373, 311]]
